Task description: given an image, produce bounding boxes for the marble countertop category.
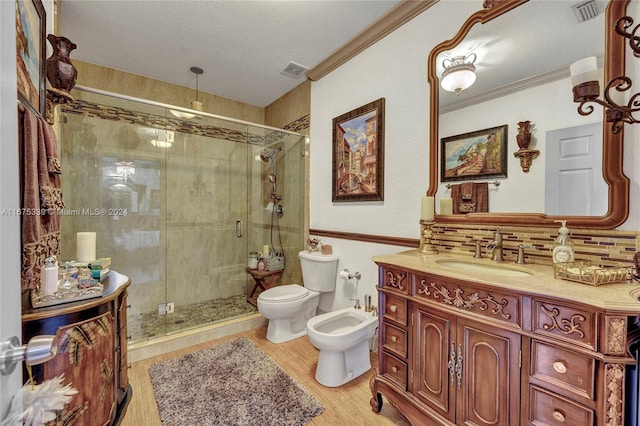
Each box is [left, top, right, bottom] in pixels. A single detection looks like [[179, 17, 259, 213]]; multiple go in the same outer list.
[[372, 250, 640, 312]]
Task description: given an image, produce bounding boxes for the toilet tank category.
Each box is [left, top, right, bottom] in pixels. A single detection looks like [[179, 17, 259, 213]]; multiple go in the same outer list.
[[298, 251, 339, 292]]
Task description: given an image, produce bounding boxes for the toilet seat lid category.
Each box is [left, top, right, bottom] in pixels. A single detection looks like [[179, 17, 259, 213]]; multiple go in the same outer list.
[[259, 284, 308, 302]]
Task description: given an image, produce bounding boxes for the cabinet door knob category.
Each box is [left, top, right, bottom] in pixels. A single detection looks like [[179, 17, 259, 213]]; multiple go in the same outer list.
[[552, 410, 565, 422], [552, 361, 567, 374], [391, 366, 398, 373], [391, 336, 398, 342], [389, 304, 397, 313]]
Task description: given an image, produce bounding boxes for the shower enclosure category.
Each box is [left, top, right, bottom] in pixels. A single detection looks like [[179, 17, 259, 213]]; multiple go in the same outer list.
[[58, 87, 307, 344]]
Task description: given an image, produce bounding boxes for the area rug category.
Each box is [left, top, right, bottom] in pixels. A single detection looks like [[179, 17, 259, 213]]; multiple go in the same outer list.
[[148, 337, 323, 425]]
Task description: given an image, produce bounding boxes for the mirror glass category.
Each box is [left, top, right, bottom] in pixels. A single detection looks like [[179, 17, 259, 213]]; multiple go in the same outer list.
[[428, 0, 629, 229]]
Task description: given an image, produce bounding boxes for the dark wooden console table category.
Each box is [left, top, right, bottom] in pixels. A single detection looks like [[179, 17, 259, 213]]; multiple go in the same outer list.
[[245, 268, 282, 307], [22, 271, 131, 425]]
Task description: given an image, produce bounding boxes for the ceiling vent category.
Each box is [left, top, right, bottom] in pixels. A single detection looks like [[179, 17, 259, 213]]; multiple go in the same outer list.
[[572, 0, 602, 22], [281, 62, 309, 79]]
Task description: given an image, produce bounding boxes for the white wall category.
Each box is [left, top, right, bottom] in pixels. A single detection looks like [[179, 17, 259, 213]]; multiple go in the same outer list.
[[309, 1, 480, 312], [310, 0, 640, 313], [439, 76, 601, 214]]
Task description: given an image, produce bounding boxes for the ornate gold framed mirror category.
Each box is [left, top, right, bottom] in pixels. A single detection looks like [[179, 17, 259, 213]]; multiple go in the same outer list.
[[426, 0, 629, 229]]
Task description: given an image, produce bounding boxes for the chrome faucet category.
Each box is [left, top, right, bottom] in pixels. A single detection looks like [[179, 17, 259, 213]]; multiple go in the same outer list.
[[486, 230, 504, 262]]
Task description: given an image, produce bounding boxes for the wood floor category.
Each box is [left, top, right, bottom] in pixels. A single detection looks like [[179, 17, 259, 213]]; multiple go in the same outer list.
[[120, 325, 410, 426]]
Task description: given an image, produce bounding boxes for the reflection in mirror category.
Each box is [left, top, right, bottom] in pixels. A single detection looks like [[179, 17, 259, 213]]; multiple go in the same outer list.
[[427, 0, 629, 229]]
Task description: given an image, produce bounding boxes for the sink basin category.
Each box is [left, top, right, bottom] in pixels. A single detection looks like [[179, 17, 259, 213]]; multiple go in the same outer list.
[[435, 259, 533, 277]]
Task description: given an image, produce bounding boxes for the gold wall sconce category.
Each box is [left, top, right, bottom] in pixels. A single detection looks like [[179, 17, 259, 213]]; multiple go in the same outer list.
[[571, 15, 640, 134], [513, 120, 538, 172]]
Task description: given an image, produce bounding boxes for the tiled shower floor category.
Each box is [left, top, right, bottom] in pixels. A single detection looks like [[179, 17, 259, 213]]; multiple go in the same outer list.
[[127, 294, 257, 342]]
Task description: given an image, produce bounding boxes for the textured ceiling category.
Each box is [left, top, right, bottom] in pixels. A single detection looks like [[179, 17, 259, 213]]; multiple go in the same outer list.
[[60, 0, 402, 107]]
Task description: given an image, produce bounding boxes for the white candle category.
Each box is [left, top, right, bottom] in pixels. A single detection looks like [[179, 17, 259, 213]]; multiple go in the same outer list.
[[440, 198, 453, 215], [77, 232, 96, 262], [421, 196, 434, 221], [262, 244, 271, 258]]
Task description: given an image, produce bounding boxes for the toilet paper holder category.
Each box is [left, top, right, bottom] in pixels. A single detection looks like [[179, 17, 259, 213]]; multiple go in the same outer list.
[[340, 268, 361, 280]]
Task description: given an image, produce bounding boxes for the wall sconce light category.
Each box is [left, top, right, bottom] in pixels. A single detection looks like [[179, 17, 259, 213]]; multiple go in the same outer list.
[[571, 15, 640, 134], [440, 53, 477, 95], [169, 66, 204, 119]]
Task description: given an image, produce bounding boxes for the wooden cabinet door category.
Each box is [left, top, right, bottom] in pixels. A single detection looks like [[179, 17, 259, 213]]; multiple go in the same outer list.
[[456, 318, 521, 426], [43, 312, 117, 426], [413, 305, 456, 423], [117, 292, 129, 402]]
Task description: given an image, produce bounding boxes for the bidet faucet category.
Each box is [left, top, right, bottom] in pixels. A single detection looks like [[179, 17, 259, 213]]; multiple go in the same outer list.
[[486, 230, 504, 262]]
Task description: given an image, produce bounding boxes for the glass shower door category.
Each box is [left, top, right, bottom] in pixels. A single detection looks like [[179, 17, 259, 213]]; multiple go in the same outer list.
[[163, 116, 253, 333]]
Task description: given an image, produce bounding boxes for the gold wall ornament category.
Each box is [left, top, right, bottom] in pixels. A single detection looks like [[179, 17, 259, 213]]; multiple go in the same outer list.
[[513, 121, 539, 172]]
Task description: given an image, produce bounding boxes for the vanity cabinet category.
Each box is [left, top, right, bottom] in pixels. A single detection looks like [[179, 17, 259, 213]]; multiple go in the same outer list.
[[413, 305, 520, 425], [370, 254, 640, 426], [22, 272, 132, 426]]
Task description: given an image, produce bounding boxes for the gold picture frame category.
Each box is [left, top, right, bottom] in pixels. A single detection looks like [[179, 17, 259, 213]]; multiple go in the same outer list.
[[332, 98, 385, 202], [16, 0, 46, 116]]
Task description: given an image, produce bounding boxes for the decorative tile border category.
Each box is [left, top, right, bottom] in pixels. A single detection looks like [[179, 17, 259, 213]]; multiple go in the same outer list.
[[432, 224, 639, 266], [283, 114, 309, 133], [62, 99, 291, 146]]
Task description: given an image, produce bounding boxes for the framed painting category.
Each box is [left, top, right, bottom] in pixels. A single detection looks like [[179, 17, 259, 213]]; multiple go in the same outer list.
[[441, 124, 508, 182], [16, 0, 46, 116], [332, 98, 385, 202]]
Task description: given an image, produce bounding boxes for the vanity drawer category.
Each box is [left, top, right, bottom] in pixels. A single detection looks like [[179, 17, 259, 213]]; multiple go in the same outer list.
[[382, 322, 408, 358], [380, 267, 409, 294], [414, 273, 521, 327], [383, 293, 408, 326], [532, 300, 596, 351], [530, 340, 595, 401], [380, 351, 408, 390], [528, 385, 594, 425]]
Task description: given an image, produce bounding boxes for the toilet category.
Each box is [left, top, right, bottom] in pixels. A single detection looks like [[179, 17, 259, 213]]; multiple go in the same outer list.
[[306, 307, 378, 387], [257, 250, 339, 344]]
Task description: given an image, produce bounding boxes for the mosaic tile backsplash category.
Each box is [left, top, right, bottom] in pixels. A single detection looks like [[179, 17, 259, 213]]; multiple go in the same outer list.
[[431, 223, 639, 267]]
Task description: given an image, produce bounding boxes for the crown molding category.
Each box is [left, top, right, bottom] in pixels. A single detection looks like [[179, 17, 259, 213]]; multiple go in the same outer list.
[[307, 0, 438, 81]]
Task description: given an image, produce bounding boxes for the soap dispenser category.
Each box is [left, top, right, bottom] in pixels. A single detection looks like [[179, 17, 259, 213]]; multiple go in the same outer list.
[[552, 220, 575, 264]]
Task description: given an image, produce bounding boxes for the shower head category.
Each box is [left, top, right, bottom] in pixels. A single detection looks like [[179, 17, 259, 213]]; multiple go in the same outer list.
[[259, 148, 281, 162]]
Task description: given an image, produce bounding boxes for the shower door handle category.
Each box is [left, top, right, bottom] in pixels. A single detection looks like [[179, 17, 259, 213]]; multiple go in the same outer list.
[[236, 220, 243, 238]]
